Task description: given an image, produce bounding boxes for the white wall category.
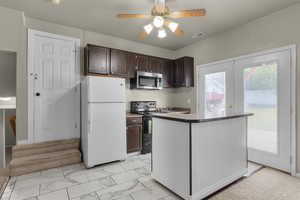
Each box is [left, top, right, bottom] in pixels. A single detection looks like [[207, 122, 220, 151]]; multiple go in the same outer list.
[[175, 3, 300, 173]]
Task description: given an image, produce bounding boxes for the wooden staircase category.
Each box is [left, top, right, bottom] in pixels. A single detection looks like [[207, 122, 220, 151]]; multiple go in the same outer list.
[[9, 139, 82, 176]]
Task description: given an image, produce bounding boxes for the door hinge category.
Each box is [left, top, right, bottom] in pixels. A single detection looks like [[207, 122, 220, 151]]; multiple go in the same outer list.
[[75, 123, 78, 129]]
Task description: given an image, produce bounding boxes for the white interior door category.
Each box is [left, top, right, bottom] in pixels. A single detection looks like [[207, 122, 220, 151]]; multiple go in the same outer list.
[[235, 50, 291, 172], [198, 61, 235, 118], [29, 30, 80, 143]]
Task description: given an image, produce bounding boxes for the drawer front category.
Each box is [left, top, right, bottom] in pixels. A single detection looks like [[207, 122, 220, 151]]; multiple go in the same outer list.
[[127, 117, 142, 125]]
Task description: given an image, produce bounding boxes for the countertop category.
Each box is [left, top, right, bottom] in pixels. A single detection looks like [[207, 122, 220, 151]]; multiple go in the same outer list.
[[151, 112, 253, 123], [0, 97, 16, 109], [126, 113, 143, 118]]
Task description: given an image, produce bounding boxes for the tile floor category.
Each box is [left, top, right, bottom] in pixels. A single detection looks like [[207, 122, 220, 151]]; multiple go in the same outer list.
[[1, 154, 181, 200], [1, 154, 261, 200]]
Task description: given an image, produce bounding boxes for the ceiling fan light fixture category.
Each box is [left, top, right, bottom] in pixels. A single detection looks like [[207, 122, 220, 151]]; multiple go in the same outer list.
[[51, 0, 61, 5], [158, 29, 167, 38], [153, 16, 164, 28], [168, 22, 179, 32], [144, 24, 154, 34]]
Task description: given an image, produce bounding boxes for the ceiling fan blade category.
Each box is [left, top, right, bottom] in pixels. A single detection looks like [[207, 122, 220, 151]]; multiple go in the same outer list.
[[138, 32, 149, 39], [174, 27, 184, 36], [168, 9, 206, 18], [117, 14, 151, 19]]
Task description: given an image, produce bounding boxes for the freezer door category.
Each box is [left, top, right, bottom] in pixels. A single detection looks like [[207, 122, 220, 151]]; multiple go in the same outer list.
[[86, 103, 126, 167], [88, 77, 125, 103]]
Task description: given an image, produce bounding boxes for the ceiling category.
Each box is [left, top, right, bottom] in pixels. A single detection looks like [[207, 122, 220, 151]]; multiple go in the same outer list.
[[0, 0, 299, 50]]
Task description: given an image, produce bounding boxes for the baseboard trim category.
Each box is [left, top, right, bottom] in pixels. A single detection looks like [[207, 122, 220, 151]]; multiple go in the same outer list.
[[127, 152, 141, 157], [17, 140, 28, 145]]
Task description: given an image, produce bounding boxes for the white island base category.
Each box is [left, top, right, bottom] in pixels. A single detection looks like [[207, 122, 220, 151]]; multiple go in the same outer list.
[[152, 114, 251, 200]]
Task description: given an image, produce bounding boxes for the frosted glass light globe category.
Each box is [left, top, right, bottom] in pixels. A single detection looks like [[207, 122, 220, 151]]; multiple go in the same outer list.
[[153, 16, 164, 28], [144, 24, 154, 34], [52, 0, 61, 5], [158, 29, 167, 38]]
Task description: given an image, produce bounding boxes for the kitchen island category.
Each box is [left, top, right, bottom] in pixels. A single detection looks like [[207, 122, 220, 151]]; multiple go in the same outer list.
[[151, 112, 253, 200]]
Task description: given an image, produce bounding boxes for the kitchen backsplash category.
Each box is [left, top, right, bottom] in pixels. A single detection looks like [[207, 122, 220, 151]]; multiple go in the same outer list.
[[125, 79, 194, 112]]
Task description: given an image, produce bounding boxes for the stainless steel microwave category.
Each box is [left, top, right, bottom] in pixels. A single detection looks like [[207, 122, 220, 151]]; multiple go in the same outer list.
[[130, 71, 163, 90]]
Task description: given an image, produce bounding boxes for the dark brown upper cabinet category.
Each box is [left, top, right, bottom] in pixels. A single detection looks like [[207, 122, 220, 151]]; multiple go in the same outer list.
[[110, 49, 128, 77], [136, 54, 149, 72], [127, 53, 149, 78], [84, 44, 194, 88], [149, 57, 163, 73], [126, 53, 138, 78], [161, 59, 174, 88], [173, 57, 194, 88], [85, 44, 110, 75]]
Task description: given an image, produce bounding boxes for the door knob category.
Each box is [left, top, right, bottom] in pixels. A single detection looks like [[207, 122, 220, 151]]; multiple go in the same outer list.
[[36, 93, 41, 96]]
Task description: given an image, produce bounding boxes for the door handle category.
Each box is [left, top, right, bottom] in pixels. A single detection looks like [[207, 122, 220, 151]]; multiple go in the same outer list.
[[36, 92, 41, 97]]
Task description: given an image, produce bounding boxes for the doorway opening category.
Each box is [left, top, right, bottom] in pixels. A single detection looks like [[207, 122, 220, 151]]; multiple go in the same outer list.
[[0, 50, 17, 194]]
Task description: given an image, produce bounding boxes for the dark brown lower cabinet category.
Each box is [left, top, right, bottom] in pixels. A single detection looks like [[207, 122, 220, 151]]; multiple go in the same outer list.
[[127, 117, 142, 153]]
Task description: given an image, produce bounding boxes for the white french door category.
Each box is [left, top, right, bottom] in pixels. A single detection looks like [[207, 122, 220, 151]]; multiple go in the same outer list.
[[28, 30, 80, 143], [198, 61, 235, 118], [198, 48, 293, 173], [235, 50, 291, 172]]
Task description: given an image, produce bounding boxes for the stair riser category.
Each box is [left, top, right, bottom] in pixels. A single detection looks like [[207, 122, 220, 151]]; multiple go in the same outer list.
[[10, 156, 81, 176], [10, 152, 81, 168], [13, 139, 80, 152], [12, 142, 80, 159]]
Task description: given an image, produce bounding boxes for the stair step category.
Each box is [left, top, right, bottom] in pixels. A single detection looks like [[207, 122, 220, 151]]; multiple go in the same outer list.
[[10, 149, 81, 168], [12, 139, 80, 159], [10, 155, 81, 176], [13, 138, 80, 151]]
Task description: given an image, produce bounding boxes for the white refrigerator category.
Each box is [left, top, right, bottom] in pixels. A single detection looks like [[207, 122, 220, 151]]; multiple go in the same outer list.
[[81, 76, 127, 168]]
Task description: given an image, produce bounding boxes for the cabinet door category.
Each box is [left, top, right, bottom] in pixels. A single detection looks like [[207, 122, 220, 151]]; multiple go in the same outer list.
[[149, 57, 163, 73], [127, 125, 142, 153], [162, 59, 174, 88], [86, 45, 109, 75], [110, 49, 128, 77], [137, 54, 149, 72], [127, 53, 138, 78], [183, 57, 194, 87], [173, 58, 185, 87], [173, 57, 194, 87]]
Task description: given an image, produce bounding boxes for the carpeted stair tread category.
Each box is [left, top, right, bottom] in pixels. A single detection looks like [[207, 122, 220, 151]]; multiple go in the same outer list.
[[12, 138, 80, 152], [10, 156, 81, 176], [10, 149, 81, 168], [12, 142, 80, 159]]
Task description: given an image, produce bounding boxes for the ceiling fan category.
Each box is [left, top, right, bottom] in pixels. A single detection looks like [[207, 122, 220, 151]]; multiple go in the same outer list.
[[117, 0, 206, 39]]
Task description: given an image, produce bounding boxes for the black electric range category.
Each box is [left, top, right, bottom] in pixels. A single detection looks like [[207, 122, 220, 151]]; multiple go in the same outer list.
[[130, 101, 157, 154]]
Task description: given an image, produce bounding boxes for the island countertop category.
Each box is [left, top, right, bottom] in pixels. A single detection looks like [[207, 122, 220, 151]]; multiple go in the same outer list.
[[151, 112, 253, 123]]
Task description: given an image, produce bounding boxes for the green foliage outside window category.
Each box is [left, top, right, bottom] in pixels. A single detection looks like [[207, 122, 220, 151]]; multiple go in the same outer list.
[[244, 63, 277, 90]]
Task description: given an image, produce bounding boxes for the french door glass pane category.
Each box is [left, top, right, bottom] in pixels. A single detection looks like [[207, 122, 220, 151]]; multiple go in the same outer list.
[[205, 72, 226, 117], [244, 62, 278, 154]]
